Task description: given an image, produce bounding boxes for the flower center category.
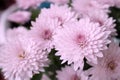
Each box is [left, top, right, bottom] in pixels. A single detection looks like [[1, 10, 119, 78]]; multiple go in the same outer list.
[[107, 61, 117, 71], [71, 74, 80, 80], [42, 29, 52, 40], [76, 34, 87, 48], [18, 51, 25, 59], [92, 18, 103, 26]]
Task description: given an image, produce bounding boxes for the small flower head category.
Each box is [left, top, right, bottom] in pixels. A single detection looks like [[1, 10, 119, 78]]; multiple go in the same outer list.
[[39, 4, 78, 27], [0, 30, 49, 80], [8, 11, 31, 24], [56, 65, 88, 80], [31, 17, 58, 51], [84, 10, 116, 36], [72, 0, 109, 16], [86, 41, 120, 80]]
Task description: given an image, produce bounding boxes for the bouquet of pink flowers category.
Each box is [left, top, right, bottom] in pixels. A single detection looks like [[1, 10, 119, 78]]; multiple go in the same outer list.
[[0, 0, 120, 80]]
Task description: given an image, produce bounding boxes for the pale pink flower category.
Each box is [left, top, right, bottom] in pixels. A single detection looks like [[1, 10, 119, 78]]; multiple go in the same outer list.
[[54, 18, 111, 70], [31, 17, 58, 51], [56, 65, 88, 80], [48, 0, 69, 5], [16, 0, 44, 9], [0, 32, 49, 80], [72, 0, 109, 16], [86, 41, 120, 80], [84, 10, 116, 36], [39, 4, 77, 27], [8, 11, 31, 24]]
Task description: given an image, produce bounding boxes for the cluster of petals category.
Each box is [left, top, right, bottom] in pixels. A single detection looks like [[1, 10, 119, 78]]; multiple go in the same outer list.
[[72, 0, 109, 16], [39, 4, 78, 27], [8, 11, 31, 24], [0, 0, 119, 80], [72, 0, 116, 37], [31, 17, 58, 51], [86, 41, 120, 80], [83, 10, 116, 36], [54, 18, 111, 70], [16, 0, 44, 9], [30, 4, 78, 52], [0, 27, 49, 80], [56, 65, 88, 80]]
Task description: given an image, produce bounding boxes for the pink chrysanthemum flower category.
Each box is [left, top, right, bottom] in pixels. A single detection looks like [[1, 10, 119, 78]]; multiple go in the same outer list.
[[31, 17, 58, 51], [8, 11, 31, 24], [16, 0, 44, 9], [72, 0, 109, 16], [56, 65, 88, 80], [54, 18, 111, 70], [0, 33, 49, 80], [84, 10, 116, 36], [86, 41, 120, 80], [39, 4, 77, 27], [48, 0, 69, 5]]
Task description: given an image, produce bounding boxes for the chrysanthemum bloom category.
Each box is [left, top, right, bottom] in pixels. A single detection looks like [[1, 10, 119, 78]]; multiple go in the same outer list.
[[56, 65, 88, 80], [16, 0, 44, 9], [8, 11, 31, 24], [0, 34, 49, 80], [72, 0, 109, 16], [84, 10, 116, 36], [86, 41, 120, 80], [48, 0, 69, 5], [31, 17, 58, 51], [39, 4, 77, 27], [54, 18, 111, 70]]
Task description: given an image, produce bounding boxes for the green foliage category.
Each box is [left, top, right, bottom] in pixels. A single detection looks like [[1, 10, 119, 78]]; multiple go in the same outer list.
[[31, 49, 66, 80], [109, 7, 120, 38], [31, 9, 40, 21]]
